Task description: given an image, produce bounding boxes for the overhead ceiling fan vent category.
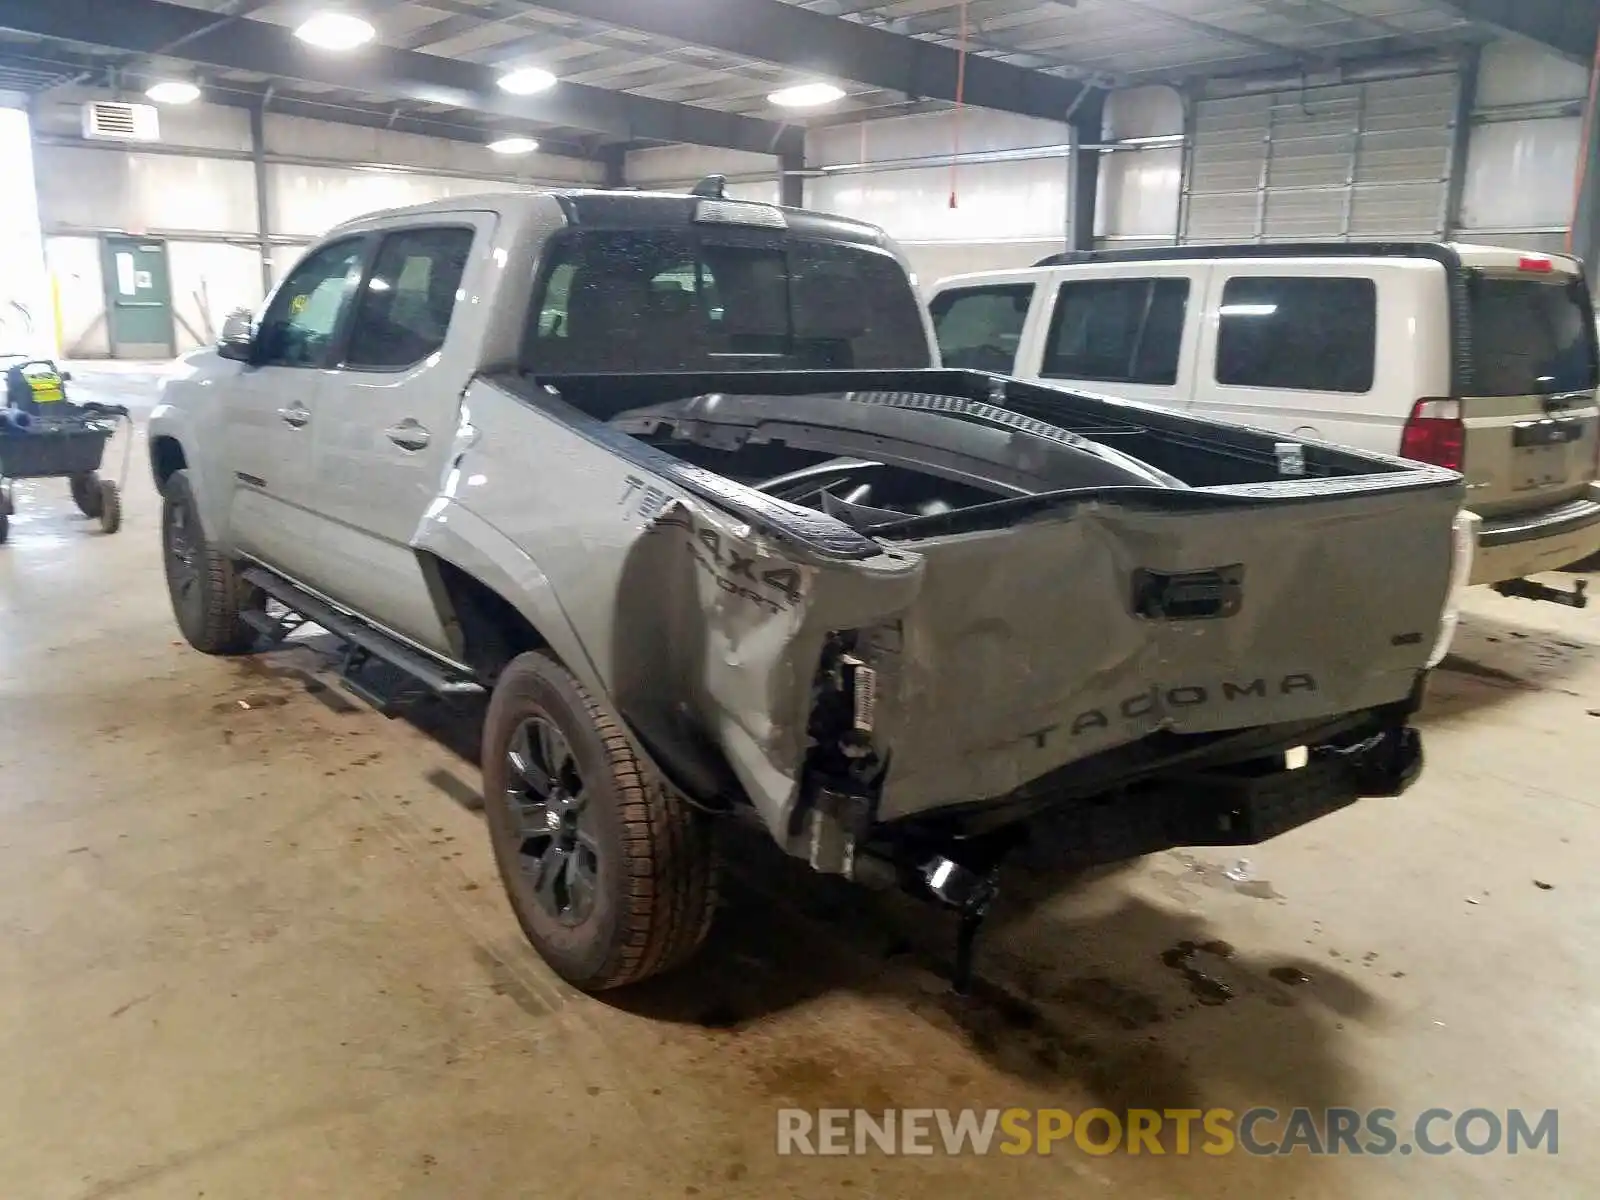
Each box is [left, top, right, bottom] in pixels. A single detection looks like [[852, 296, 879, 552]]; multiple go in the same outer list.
[[81, 101, 160, 142]]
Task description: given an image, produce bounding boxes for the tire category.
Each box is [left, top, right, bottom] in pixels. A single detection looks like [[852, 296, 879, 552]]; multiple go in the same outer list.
[[161, 469, 259, 655], [97, 481, 121, 534], [70, 471, 102, 518], [482, 650, 718, 991], [0, 511, 7, 545]]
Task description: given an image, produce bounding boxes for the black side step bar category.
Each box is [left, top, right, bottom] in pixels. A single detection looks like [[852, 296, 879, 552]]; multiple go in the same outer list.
[[241, 566, 485, 707]]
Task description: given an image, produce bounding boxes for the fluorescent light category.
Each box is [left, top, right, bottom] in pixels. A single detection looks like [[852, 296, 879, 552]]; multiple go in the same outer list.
[[488, 136, 539, 155], [145, 80, 200, 105], [1117, 133, 1185, 146], [294, 13, 376, 51], [498, 68, 557, 96], [768, 82, 845, 109]]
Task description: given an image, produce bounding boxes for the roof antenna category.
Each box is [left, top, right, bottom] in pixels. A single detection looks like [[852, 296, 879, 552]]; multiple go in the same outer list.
[[690, 174, 727, 199]]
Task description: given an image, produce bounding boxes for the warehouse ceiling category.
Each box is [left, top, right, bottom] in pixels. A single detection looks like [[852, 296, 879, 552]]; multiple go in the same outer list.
[[0, 0, 1594, 161]]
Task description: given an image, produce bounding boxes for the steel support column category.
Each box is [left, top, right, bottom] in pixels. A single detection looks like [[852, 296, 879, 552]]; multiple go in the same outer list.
[[249, 101, 272, 293], [780, 150, 805, 208], [1441, 46, 1481, 240]]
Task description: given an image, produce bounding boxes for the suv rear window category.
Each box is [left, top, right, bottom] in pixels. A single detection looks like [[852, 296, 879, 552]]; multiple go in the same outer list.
[[930, 284, 1032, 374], [1215, 276, 1376, 394], [525, 230, 930, 373], [1467, 274, 1599, 397], [1043, 278, 1189, 385]]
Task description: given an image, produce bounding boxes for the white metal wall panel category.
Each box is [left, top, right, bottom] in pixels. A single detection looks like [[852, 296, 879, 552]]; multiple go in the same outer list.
[[625, 145, 778, 188], [264, 114, 600, 185], [808, 109, 1070, 166], [44, 236, 108, 358], [1457, 39, 1587, 252], [1476, 39, 1589, 107], [34, 145, 259, 235], [1459, 118, 1582, 237], [1097, 86, 1184, 242], [1184, 72, 1458, 244], [904, 240, 1063, 292], [268, 164, 526, 239], [809, 156, 1069, 245], [167, 242, 265, 352]]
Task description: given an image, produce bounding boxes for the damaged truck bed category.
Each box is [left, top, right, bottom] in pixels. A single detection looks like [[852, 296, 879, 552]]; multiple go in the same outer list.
[[459, 367, 1468, 891]]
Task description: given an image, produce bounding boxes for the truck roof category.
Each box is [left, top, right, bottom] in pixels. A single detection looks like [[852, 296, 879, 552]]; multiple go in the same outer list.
[[1015, 240, 1583, 275], [329, 187, 891, 249]]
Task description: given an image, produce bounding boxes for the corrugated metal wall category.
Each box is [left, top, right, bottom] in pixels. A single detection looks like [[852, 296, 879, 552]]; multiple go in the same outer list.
[[1182, 71, 1459, 244]]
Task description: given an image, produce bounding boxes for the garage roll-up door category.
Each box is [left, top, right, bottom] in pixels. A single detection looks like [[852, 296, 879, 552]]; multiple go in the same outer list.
[[1183, 71, 1460, 245]]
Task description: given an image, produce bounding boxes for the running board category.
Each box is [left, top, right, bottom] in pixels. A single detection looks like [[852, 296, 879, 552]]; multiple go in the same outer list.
[[240, 566, 485, 705]]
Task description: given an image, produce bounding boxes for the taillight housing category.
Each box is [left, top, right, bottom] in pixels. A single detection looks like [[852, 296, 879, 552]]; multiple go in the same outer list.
[[1400, 398, 1465, 471]]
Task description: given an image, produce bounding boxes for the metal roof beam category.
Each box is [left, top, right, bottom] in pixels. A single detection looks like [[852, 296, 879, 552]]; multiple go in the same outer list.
[[517, 0, 1102, 127], [0, 0, 803, 154], [1436, 0, 1600, 62]]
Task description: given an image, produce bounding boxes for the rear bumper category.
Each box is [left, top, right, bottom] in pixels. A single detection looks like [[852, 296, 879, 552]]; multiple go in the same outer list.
[[1470, 485, 1600, 584], [1015, 724, 1423, 871]]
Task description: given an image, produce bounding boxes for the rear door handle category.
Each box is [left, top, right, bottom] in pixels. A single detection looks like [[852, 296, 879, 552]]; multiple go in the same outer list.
[[277, 405, 310, 428], [386, 419, 431, 451]]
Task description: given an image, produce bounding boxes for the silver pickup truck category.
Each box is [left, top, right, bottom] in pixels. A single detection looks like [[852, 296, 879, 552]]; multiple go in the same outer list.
[[150, 187, 1472, 993]]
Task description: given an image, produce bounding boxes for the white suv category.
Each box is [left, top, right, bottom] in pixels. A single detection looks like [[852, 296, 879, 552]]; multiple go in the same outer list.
[[930, 243, 1600, 602]]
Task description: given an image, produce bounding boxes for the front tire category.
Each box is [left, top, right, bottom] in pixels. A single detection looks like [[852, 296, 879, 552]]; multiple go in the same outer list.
[[161, 469, 258, 655], [482, 651, 718, 991]]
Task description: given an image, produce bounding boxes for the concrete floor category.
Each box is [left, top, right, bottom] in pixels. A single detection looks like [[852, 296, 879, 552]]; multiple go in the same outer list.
[[3, 365, 1597, 1198]]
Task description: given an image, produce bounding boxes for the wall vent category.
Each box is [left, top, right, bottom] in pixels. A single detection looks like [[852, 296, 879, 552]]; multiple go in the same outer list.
[[81, 101, 160, 142]]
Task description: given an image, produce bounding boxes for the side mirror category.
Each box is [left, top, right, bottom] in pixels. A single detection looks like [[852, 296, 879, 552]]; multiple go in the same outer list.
[[59, 370, 72, 382], [218, 310, 255, 363]]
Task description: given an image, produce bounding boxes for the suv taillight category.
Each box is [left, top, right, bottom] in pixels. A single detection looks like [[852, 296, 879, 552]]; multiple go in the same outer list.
[[1400, 398, 1465, 471]]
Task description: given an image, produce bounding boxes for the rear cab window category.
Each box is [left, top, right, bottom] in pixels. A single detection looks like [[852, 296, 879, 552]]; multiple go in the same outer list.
[[524, 229, 930, 373], [929, 284, 1032, 373], [1042, 277, 1189, 385], [1214, 276, 1377, 393]]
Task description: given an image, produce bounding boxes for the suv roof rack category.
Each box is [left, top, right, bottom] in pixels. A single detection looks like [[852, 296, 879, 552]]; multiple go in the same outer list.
[[1031, 241, 1451, 268]]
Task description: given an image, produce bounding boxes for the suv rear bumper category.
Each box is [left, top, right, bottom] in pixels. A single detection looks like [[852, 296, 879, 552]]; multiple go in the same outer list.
[[1470, 485, 1600, 584]]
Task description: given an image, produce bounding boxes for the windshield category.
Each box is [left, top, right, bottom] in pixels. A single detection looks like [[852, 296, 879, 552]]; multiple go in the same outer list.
[[1467, 273, 1599, 397], [523, 230, 930, 374]]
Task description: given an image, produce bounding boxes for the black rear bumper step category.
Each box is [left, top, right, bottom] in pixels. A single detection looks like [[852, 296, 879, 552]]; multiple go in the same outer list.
[[240, 566, 484, 699]]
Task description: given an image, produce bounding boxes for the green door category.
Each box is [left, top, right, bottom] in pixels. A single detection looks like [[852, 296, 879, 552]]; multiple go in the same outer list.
[[101, 237, 174, 358]]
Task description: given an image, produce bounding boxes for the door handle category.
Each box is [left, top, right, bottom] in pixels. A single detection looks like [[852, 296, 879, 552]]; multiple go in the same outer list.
[[386, 419, 431, 451], [277, 405, 310, 428]]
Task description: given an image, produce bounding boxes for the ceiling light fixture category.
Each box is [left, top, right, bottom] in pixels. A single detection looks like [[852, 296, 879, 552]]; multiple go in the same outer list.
[[497, 68, 557, 96], [488, 136, 539, 155], [294, 13, 376, 51], [145, 80, 201, 105], [768, 82, 845, 109]]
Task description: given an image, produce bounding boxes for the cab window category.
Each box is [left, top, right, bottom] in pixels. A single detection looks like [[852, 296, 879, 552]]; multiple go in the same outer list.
[[345, 227, 474, 370], [930, 285, 1032, 374], [257, 238, 367, 368]]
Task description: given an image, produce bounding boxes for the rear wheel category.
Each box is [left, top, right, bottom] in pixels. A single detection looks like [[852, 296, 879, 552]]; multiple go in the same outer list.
[[162, 469, 258, 655], [482, 651, 718, 991], [69, 471, 101, 518]]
